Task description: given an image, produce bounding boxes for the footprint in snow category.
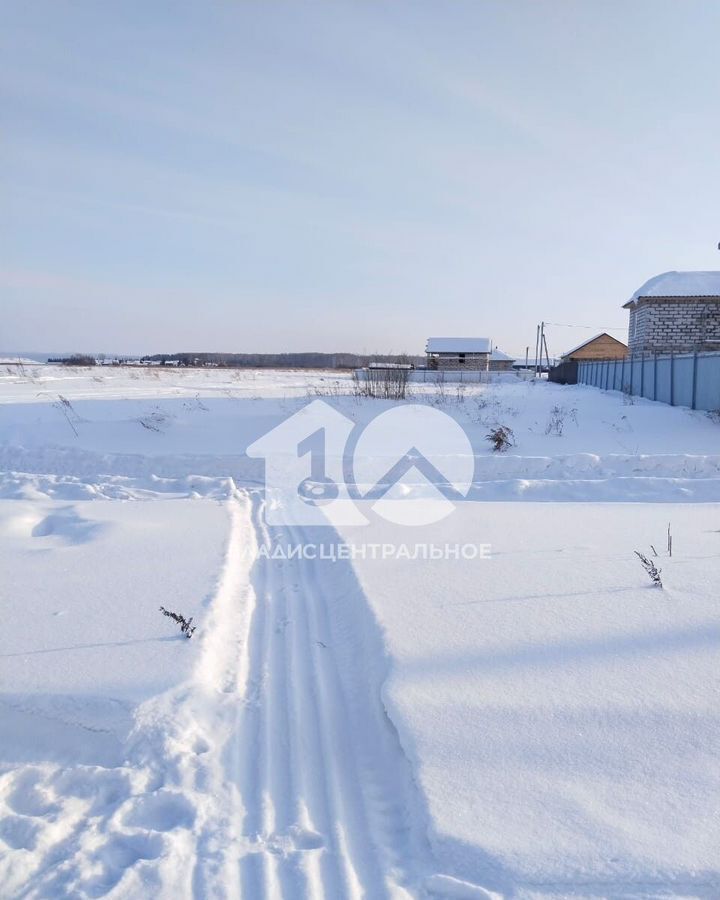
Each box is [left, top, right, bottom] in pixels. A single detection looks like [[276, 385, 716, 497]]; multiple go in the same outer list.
[[79, 831, 166, 897], [4, 769, 61, 818], [121, 790, 196, 831], [192, 736, 210, 755], [51, 768, 131, 816], [264, 825, 325, 856], [0, 814, 40, 850]]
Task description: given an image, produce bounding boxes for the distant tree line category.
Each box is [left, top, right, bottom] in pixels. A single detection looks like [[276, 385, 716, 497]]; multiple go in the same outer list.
[[141, 352, 424, 369], [47, 355, 96, 366], [45, 352, 425, 369]]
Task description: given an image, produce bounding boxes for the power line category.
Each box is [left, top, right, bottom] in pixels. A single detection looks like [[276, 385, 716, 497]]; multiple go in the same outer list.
[[543, 322, 626, 331]]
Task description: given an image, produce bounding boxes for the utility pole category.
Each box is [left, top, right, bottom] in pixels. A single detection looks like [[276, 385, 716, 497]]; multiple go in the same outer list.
[[542, 330, 551, 372], [534, 325, 540, 377], [538, 321, 546, 376]]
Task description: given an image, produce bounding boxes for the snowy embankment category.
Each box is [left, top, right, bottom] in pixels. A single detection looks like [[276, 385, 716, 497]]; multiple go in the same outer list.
[[0, 364, 719, 898], [339, 504, 720, 897]]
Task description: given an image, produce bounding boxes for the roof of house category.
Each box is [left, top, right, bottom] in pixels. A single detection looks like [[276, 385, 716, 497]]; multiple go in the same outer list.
[[512, 357, 559, 368], [561, 332, 627, 358], [426, 337, 491, 353], [367, 362, 413, 369], [490, 348, 514, 361], [623, 271, 720, 308]]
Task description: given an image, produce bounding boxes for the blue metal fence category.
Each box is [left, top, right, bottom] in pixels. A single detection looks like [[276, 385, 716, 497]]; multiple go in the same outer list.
[[577, 351, 720, 411]]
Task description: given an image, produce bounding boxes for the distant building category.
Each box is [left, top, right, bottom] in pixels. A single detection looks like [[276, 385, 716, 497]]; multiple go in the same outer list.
[[488, 348, 515, 372], [513, 356, 559, 373], [426, 337, 491, 371], [367, 362, 413, 370], [623, 271, 720, 354], [560, 332, 627, 362]]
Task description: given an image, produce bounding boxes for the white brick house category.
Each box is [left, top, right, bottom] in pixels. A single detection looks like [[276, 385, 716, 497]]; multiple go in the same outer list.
[[623, 271, 720, 354]]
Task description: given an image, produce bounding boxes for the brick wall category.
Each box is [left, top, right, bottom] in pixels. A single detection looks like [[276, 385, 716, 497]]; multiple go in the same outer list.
[[429, 353, 490, 371], [627, 297, 720, 353]]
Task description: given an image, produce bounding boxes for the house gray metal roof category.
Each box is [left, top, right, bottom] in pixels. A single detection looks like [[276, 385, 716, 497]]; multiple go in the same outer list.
[[426, 337, 491, 353], [513, 357, 559, 367], [624, 271, 720, 308]]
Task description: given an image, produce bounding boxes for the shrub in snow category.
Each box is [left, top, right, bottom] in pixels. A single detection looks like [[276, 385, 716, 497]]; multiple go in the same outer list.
[[352, 367, 410, 400], [486, 425, 514, 452], [545, 405, 578, 436], [634, 551, 663, 588], [53, 394, 82, 437], [159, 606, 197, 638]]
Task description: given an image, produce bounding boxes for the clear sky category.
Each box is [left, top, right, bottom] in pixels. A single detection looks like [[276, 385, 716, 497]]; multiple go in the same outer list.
[[3, 1, 720, 358]]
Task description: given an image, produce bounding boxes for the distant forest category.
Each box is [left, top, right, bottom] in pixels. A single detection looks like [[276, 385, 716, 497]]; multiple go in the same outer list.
[[47, 352, 425, 369], [141, 352, 424, 368]]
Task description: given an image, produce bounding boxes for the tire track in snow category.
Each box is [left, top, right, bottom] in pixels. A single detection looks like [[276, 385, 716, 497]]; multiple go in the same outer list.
[[234, 493, 274, 898], [235, 498, 314, 899], [262, 510, 349, 899], [236, 498, 346, 898], [228, 488, 437, 899], [283, 518, 393, 899]]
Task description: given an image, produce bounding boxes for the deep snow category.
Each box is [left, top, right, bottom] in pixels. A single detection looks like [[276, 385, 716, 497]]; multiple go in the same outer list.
[[0, 364, 719, 899], [338, 504, 720, 897]]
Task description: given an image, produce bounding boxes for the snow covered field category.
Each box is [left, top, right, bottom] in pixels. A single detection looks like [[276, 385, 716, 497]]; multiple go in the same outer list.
[[0, 365, 718, 899]]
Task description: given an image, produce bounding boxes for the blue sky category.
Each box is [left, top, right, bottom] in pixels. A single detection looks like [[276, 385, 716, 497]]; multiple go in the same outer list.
[[3, 1, 720, 357]]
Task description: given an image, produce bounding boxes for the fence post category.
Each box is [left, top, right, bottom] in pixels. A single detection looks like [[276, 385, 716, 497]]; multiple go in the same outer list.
[[691, 351, 698, 410], [653, 353, 657, 401], [621, 355, 625, 393], [669, 352, 674, 405], [640, 353, 644, 397]]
